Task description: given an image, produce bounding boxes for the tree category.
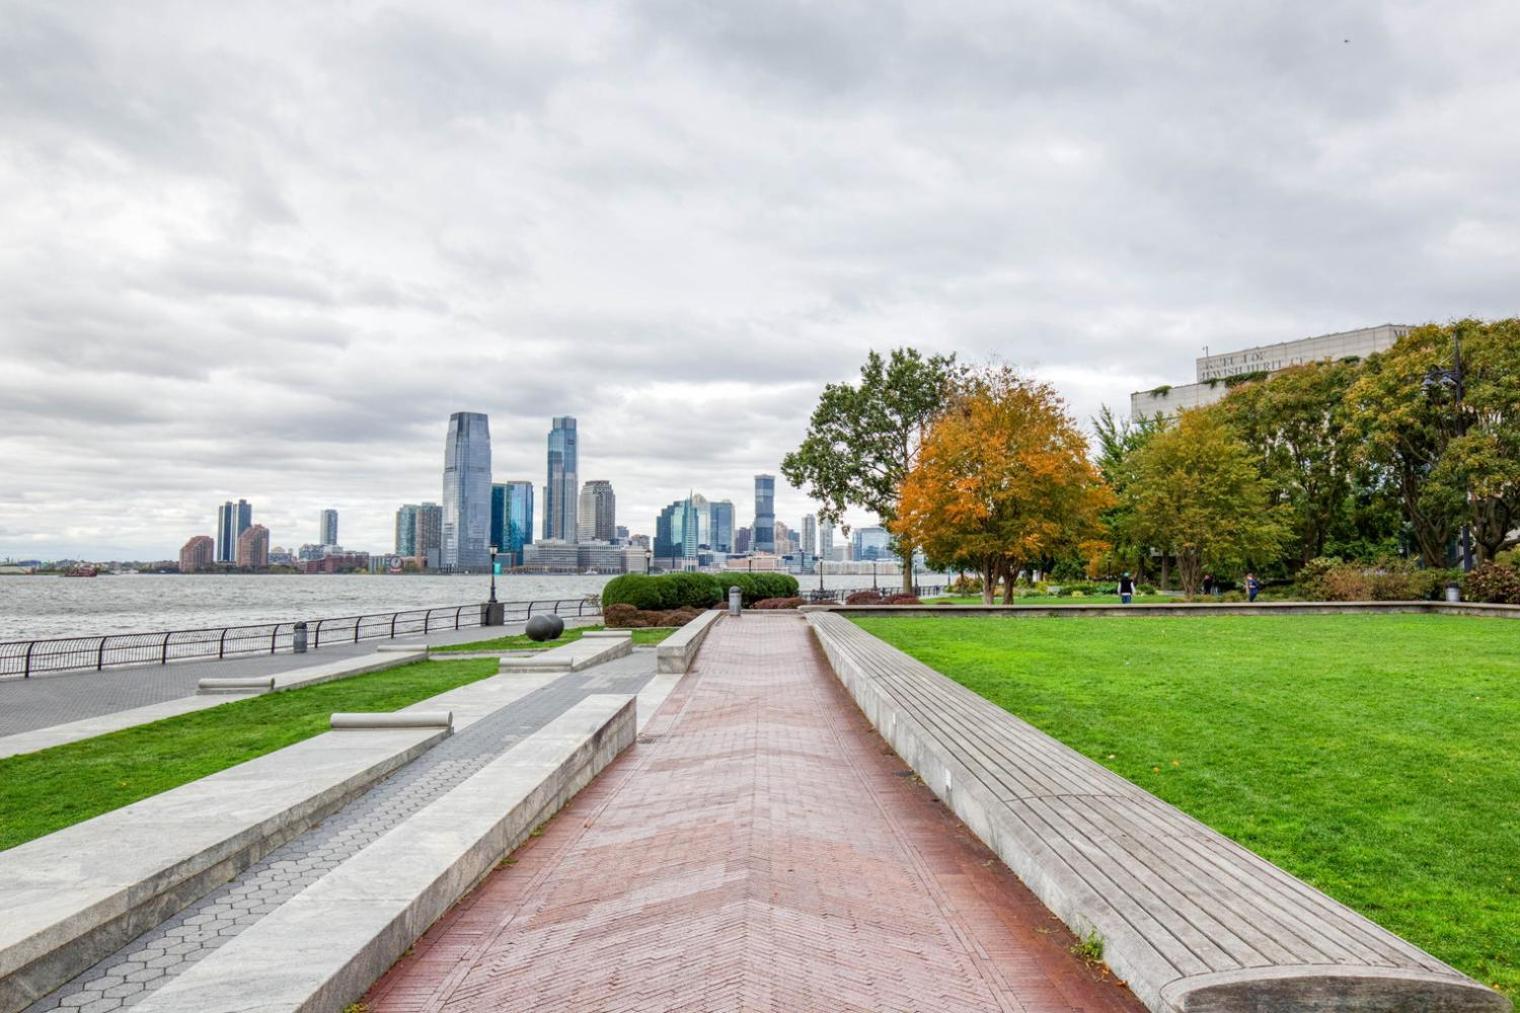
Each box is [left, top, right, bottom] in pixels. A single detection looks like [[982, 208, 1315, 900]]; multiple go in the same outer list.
[[1124, 408, 1287, 595], [1092, 404, 1166, 582], [782, 348, 959, 593], [894, 367, 1113, 604]]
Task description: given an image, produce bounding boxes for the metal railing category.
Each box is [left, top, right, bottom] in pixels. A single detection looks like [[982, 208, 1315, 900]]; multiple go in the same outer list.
[[803, 584, 945, 603], [0, 597, 602, 679]]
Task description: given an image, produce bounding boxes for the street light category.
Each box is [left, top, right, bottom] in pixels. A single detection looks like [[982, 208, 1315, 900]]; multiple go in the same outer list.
[[488, 545, 499, 603], [1423, 330, 1474, 572], [871, 559, 878, 590]]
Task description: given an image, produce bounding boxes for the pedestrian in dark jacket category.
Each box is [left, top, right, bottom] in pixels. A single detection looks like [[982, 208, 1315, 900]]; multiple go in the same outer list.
[[1246, 572, 1261, 602], [1118, 572, 1136, 605]]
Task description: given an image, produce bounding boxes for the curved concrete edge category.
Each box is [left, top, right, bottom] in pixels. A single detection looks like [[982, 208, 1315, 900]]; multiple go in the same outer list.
[[0, 696, 227, 761], [805, 600, 1520, 620], [654, 610, 721, 675], [330, 711, 453, 731], [805, 613, 1509, 1013], [498, 633, 632, 673], [1161, 964, 1510, 1012], [133, 694, 638, 1013], [197, 676, 276, 694]]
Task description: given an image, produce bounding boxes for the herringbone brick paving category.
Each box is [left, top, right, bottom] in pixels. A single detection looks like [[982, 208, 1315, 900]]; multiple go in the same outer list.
[[365, 614, 1143, 1012]]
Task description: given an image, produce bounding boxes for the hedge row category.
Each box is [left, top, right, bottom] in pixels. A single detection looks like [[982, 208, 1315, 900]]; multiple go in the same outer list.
[[601, 571, 800, 609]]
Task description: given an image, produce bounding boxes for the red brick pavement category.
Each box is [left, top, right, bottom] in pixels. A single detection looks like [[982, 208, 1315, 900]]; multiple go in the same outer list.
[[365, 614, 1143, 1013]]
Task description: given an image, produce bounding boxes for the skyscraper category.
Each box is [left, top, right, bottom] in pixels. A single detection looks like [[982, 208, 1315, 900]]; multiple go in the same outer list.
[[395, 504, 419, 556], [415, 502, 443, 565], [319, 509, 338, 546], [179, 535, 214, 574], [752, 474, 775, 553], [709, 500, 735, 553], [442, 412, 492, 571], [852, 525, 892, 561], [492, 480, 536, 565], [801, 514, 817, 564], [236, 524, 270, 568], [577, 480, 616, 542], [216, 499, 252, 563], [544, 416, 578, 541], [819, 519, 834, 560]]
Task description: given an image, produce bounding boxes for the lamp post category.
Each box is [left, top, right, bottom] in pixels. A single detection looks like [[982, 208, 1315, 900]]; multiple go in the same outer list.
[[1423, 330, 1473, 572], [871, 559, 878, 590], [489, 546, 499, 602], [482, 545, 505, 626]]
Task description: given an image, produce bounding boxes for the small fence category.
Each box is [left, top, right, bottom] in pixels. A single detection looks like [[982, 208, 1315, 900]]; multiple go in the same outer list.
[[803, 583, 945, 603], [0, 597, 601, 679]]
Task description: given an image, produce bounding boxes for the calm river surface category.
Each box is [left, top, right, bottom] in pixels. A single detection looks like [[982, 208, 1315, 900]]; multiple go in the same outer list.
[[0, 572, 941, 641]]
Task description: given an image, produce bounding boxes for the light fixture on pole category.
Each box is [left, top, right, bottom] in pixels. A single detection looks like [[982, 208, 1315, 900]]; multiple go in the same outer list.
[[489, 545, 499, 602]]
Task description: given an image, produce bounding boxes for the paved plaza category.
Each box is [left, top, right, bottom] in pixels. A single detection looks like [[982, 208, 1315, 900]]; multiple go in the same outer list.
[[364, 615, 1140, 1013]]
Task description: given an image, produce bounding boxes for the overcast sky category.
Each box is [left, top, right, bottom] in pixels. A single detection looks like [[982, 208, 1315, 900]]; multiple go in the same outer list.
[[3, 1, 1518, 560]]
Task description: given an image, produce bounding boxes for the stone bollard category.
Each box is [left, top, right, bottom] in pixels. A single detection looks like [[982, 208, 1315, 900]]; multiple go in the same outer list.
[[728, 586, 742, 616], [293, 621, 308, 654]]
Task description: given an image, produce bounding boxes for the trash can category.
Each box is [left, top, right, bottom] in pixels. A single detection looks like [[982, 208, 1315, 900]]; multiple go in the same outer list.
[[728, 586, 742, 616], [293, 621, 309, 654], [1445, 582, 1462, 604]]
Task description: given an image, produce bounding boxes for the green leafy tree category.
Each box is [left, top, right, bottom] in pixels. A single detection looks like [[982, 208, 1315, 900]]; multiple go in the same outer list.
[[1124, 409, 1288, 595], [1091, 405, 1165, 580], [782, 348, 959, 593]]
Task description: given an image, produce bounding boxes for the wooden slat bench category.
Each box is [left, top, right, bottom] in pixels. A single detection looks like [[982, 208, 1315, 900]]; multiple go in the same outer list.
[[806, 611, 1507, 1013]]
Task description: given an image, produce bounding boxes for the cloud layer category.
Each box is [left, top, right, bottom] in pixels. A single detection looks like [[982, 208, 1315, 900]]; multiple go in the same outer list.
[[3, 0, 1517, 558]]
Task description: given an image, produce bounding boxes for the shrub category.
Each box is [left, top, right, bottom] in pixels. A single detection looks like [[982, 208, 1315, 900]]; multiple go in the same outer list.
[[751, 597, 805, 609], [1464, 562, 1520, 605], [1220, 590, 1248, 603], [603, 603, 703, 628], [948, 574, 983, 595], [1137, 584, 1157, 595], [1297, 557, 1447, 602], [844, 590, 887, 605], [604, 572, 801, 610], [883, 594, 921, 605]]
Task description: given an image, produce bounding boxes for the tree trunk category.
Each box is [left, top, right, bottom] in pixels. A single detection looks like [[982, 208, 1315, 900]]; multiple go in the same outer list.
[[980, 558, 997, 605], [1160, 552, 1170, 592], [1178, 549, 1203, 596]]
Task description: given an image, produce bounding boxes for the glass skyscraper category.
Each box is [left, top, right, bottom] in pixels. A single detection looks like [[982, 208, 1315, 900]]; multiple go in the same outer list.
[[544, 416, 578, 541], [491, 481, 534, 566], [442, 412, 492, 572], [709, 500, 735, 553], [216, 499, 252, 563], [752, 474, 775, 553], [319, 509, 338, 546]]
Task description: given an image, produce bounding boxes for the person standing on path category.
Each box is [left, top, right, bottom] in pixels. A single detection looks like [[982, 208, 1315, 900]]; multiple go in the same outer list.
[[1246, 572, 1261, 602], [1118, 572, 1136, 605]]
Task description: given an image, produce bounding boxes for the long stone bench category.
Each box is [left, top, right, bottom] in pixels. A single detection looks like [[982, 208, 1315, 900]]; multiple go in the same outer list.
[[134, 694, 636, 1013], [654, 609, 721, 674], [806, 611, 1507, 1013], [497, 631, 631, 673]]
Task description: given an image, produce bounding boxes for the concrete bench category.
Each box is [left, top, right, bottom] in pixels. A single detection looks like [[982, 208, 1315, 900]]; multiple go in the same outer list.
[[497, 631, 631, 673], [653, 609, 721, 674], [806, 611, 1506, 1013]]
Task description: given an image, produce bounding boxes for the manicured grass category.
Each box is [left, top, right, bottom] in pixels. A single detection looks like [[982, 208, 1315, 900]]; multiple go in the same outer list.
[[0, 658, 499, 851], [852, 614, 1520, 1000], [922, 594, 1157, 605], [431, 625, 675, 653]]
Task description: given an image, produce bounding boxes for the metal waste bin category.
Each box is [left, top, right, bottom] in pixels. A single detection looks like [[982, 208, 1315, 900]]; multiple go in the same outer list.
[[1445, 583, 1462, 604], [728, 586, 742, 616], [293, 621, 309, 653]]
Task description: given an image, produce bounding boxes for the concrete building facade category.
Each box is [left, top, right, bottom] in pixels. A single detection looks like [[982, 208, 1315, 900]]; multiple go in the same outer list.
[[318, 509, 338, 547], [236, 523, 270, 569], [577, 480, 616, 542], [179, 535, 214, 573]]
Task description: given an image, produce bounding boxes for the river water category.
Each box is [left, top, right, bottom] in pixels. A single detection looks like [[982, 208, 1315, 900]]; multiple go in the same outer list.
[[0, 572, 943, 641]]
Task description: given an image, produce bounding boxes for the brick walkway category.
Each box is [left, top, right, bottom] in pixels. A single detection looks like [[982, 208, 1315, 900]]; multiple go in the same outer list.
[[365, 614, 1142, 1013]]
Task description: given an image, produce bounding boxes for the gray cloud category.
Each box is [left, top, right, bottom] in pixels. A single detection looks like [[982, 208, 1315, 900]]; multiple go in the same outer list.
[[2, 0, 1518, 559]]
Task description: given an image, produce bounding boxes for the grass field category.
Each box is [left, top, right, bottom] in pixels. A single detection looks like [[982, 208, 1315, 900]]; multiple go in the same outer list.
[[922, 594, 1158, 605], [0, 657, 498, 851], [852, 613, 1520, 1000], [431, 625, 675, 653]]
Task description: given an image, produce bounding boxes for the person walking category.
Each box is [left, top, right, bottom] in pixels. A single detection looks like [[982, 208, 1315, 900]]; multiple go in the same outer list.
[[1245, 572, 1261, 603], [1202, 572, 1215, 596], [1118, 572, 1136, 605]]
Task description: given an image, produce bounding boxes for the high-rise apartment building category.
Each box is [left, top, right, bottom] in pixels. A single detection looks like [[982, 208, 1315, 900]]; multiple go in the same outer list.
[[752, 474, 775, 553], [801, 514, 817, 563], [415, 502, 442, 565], [577, 480, 616, 542], [179, 535, 214, 573], [735, 526, 752, 554], [774, 520, 794, 557], [442, 412, 492, 572], [544, 416, 578, 541], [492, 481, 536, 565], [236, 523, 270, 569], [395, 504, 418, 556], [852, 525, 892, 561], [216, 499, 252, 563], [819, 519, 834, 560], [709, 500, 735, 553], [319, 509, 338, 546]]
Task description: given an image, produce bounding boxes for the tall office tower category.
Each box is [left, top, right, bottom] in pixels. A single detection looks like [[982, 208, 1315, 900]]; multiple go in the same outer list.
[[752, 474, 775, 553], [216, 499, 252, 563], [852, 525, 891, 561], [319, 509, 338, 546], [415, 502, 443, 564], [681, 494, 709, 558], [236, 524, 270, 568], [709, 500, 735, 553], [801, 514, 817, 564], [442, 412, 492, 571], [735, 526, 752, 554], [179, 535, 214, 573], [774, 520, 793, 556], [544, 416, 578, 541], [577, 480, 616, 542], [395, 504, 419, 555], [505, 481, 533, 565], [819, 519, 834, 560], [615, 525, 629, 544]]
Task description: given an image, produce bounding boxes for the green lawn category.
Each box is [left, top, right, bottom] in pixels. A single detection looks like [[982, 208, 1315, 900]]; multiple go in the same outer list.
[[0, 658, 499, 851], [922, 594, 1157, 605], [431, 625, 675, 653], [852, 614, 1520, 1001]]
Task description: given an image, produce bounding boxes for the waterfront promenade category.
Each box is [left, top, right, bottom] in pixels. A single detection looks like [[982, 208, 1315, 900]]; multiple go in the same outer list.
[[364, 614, 1140, 1012]]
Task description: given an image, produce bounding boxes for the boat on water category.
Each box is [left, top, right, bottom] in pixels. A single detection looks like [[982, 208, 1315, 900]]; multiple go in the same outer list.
[[61, 566, 99, 577]]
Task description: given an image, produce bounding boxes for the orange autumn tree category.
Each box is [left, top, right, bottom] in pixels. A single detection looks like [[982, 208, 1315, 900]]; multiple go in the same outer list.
[[894, 367, 1114, 603]]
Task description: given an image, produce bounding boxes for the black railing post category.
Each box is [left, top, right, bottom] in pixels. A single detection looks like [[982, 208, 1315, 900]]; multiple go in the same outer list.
[[454, 606, 462, 630], [390, 612, 398, 638], [270, 625, 278, 654], [24, 641, 36, 678], [160, 632, 171, 665], [354, 616, 363, 643], [97, 637, 107, 671], [219, 628, 230, 659], [314, 620, 323, 650]]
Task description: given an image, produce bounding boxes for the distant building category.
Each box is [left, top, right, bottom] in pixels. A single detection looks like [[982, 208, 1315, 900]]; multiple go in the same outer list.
[[319, 509, 338, 547], [216, 499, 252, 563], [734, 526, 752, 554], [236, 524, 270, 569], [299, 551, 369, 574], [489, 481, 533, 566], [442, 412, 492, 571], [415, 502, 442, 566], [179, 535, 214, 573], [709, 500, 735, 553], [395, 504, 419, 556], [752, 475, 775, 553], [545, 416, 578, 541], [801, 514, 817, 565], [774, 520, 794, 558], [577, 480, 616, 542], [851, 525, 892, 561], [723, 553, 783, 572], [819, 519, 834, 560], [297, 543, 326, 562], [520, 540, 633, 574], [1131, 324, 1411, 419], [268, 546, 295, 565], [615, 525, 629, 544]]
